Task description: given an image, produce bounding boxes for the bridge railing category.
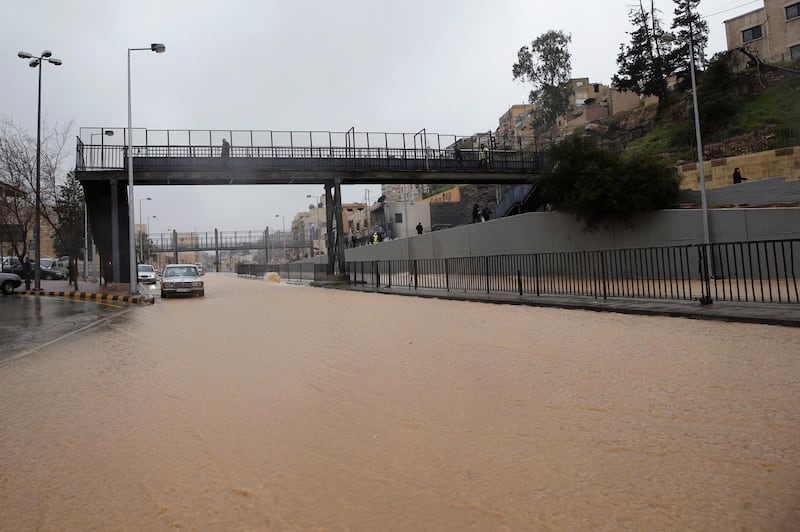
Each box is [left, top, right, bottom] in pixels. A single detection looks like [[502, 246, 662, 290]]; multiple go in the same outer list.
[[76, 128, 549, 172], [149, 231, 310, 252], [346, 239, 800, 305]]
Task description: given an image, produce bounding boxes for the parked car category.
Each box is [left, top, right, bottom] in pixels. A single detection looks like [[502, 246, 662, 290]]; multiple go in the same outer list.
[[194, 262, 205, 275], [0, 272, 22, 294], [137, 264, 158, 284], [160, 264, 204, 298]]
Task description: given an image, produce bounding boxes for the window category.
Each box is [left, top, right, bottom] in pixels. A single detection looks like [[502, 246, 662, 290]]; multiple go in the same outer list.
[[742, 25, 763, 43], [791, 44, 800, 60], [786, 2, 800, 20], [395, 213, 403, 223]]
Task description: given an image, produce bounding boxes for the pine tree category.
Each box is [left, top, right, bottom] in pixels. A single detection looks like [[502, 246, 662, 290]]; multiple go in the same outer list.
[[612, 0, 672, 106], [669, 0, 710, 80], [53, 172, 85, 290]]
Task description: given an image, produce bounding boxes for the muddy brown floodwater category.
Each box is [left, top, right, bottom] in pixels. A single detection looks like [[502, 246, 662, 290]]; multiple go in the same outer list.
[[1, 274, 798, 531]]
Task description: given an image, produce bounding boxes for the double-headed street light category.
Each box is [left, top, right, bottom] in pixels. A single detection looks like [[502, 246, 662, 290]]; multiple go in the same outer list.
[[17, 49, 62, 292], [128, 43, 165, 292]]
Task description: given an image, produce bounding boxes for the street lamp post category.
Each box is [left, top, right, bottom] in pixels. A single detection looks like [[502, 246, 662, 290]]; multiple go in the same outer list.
[[275, 214, 285, 262], [17, 49, 62, 292], [128, 43, 165, 293], [662, 24, 712, 303], [138, 196, 151, 262], [145, 215, 156, 264]]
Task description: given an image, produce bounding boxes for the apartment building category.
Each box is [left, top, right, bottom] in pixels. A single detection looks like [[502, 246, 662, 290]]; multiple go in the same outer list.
[[724, 0, 800, 68]]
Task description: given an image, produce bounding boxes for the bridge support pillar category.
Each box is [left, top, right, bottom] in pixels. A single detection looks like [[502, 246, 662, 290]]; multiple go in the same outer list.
[[324, 180, 347, 275], [80, 177, 133, 287]]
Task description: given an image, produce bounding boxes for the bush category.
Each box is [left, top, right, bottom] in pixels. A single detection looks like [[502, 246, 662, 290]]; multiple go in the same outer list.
[[539, 136, 680, 230]]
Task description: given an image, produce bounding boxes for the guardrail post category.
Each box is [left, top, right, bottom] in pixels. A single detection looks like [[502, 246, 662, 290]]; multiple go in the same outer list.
[[517, 270, 522, 296], [601, 250, 608, 300], [699, 244, 713, 305], [374, 261, 379, 288], [413, 260, 418, 290], [445, 258, 450, 292], [485, 256, 490, 293], [388, 262, 392, 288], [534, 254, 540, 296]]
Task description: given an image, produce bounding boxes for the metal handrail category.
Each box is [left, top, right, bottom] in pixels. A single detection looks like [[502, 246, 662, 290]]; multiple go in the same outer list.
[[346, 239, 800, 305]]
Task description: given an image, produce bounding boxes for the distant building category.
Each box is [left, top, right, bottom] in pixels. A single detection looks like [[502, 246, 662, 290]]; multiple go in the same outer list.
[[724, 0, 800, 69]]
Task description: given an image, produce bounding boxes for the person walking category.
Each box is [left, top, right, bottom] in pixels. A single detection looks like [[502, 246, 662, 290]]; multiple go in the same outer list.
[[479, 144, 489, 169], [481, 206, 491, 222], [416, 222, 423, 235], [22, 256, 31, 290], [221, 138, 230, 159], [732, 167, 747, 184], [472, 203, 481, 223]]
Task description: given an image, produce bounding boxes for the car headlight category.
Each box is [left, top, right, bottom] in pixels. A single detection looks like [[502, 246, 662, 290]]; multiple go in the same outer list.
[[192, 281, 203, 287], [163, 281, 174, 288]]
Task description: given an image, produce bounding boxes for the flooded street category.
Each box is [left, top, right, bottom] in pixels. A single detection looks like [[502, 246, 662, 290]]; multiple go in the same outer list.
[[1, 274, 798, 531]]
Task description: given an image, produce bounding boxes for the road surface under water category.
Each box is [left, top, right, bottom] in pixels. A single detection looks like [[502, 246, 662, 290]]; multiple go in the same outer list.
[[1, 274, 798, 530]]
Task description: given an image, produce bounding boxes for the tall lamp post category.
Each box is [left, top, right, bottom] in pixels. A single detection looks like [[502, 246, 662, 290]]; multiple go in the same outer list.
[[17, 49, 62, 292], [128, 43, 165, 292], [138, 196, 151, 262], [275, 214, 285, 261], [662, 23, 712, 302], [145, 215, 157, 264]]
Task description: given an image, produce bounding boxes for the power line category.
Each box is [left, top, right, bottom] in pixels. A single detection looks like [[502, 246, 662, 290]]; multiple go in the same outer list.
[[701, 1, 760, 20]]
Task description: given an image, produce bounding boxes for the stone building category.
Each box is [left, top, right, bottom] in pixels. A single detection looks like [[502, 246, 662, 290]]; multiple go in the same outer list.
[[724, 0, 800, 68]]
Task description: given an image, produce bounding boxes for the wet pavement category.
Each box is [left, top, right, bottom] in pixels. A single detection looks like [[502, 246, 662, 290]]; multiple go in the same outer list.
[[1, 274, 798, 530], [0, 292, 130, 365]]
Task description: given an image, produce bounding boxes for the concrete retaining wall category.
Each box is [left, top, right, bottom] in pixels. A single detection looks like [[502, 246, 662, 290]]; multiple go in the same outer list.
[[345, 207, 800, 261]]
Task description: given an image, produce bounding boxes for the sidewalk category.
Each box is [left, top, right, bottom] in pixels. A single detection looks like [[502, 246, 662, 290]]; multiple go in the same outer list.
[[332, 283, 800, 328], [18, 279, 155, 305]]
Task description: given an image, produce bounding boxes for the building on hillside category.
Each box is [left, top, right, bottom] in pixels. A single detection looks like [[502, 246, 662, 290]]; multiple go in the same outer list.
[[496, 80, 657, 147], [724, 0, 800, 69]]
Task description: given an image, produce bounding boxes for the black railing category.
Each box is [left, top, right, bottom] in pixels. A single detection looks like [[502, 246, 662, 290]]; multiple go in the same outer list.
[[76, 128, 549, 173], [236, 262, 326, 282], [346, 239, 800, 305]]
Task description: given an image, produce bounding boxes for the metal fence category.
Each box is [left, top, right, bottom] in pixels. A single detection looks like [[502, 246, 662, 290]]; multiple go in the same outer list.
[[236, 262, 327, 282], [346, 239, 800, 305]]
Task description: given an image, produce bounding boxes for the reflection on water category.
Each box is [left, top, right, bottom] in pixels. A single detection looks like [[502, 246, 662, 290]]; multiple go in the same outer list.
[[1, 275, 799, 530]]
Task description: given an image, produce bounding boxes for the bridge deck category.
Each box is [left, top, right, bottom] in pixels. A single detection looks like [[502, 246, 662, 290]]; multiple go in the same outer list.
[[75, 128, 549, 185]]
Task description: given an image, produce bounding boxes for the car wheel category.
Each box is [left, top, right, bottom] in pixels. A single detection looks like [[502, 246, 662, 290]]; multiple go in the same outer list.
[[1, 281, 14, 295], [199, 290, 205, 297], [161, 291, 167, 299]]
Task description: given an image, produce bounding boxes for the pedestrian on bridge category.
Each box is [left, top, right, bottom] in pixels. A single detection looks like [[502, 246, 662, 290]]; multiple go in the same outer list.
[[479, 144, 489, 169], [416, 222, 423, 235], [221, 138, 230, 159]]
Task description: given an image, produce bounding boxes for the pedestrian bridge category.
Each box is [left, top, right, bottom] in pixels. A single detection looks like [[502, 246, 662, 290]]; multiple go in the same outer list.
[[75, 127, 549, 185], [74, 127, 550, 285]]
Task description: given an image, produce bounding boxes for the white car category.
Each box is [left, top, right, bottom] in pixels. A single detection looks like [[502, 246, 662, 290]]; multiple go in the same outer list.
[[160, 264, 204, 298], [137, 264, 158, 284], [1, 272, 22, 295]]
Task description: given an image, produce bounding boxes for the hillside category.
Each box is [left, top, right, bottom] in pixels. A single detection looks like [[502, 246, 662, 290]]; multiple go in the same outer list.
[[588, 66, 800, 165]]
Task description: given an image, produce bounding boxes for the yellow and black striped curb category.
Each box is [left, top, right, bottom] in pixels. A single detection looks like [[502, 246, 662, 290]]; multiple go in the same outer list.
[[20, 290, 155, 305]]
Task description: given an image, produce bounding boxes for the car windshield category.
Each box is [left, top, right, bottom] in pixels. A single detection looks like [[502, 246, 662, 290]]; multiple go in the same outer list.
[[39, 259, 54, 268], [163, 266, 199, 278], [138, 265, 155, 272]]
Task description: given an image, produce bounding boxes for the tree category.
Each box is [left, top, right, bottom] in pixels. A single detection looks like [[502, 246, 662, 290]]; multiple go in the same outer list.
[[512, 30, 573, 133], [668, 0, 709, 83], [0, 117, 71, 265], [612, 0, 672, 106], [538, 135, 680, 230], [52, 172, 85, 291]]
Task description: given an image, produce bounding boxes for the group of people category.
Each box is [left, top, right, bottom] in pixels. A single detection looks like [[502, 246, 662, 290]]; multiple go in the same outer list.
[[472, 203, 491, 223]]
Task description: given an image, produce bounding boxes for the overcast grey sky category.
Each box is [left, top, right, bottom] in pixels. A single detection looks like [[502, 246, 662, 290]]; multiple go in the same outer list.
[[1, 0, 759, 233]]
